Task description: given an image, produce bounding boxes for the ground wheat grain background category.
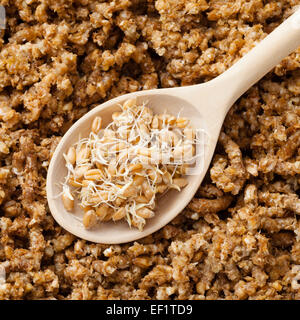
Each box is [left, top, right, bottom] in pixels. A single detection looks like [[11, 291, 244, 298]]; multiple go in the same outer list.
[[0, 0, 299, 300]]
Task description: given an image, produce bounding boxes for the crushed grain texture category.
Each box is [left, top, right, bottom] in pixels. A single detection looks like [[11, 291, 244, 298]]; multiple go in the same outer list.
[[0, 0, 299, 300]]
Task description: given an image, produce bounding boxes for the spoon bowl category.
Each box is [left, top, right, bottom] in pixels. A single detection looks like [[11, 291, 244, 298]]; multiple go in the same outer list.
[[46, 87, 221, 243], [47, 9, 300, 243]]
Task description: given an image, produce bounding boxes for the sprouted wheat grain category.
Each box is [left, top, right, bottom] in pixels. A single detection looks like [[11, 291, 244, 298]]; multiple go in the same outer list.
[[62, 98, 199, 230]]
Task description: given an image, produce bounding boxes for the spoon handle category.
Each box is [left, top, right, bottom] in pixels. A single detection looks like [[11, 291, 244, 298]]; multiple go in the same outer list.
[[216, 7, 300, 107]]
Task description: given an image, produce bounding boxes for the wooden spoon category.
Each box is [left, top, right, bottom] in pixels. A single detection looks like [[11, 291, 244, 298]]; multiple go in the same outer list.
[[47, 9, 300, 244]]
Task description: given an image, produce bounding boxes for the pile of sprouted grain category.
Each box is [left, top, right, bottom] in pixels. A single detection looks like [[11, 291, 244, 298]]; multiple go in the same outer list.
[[61, 98, 199, 231]]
